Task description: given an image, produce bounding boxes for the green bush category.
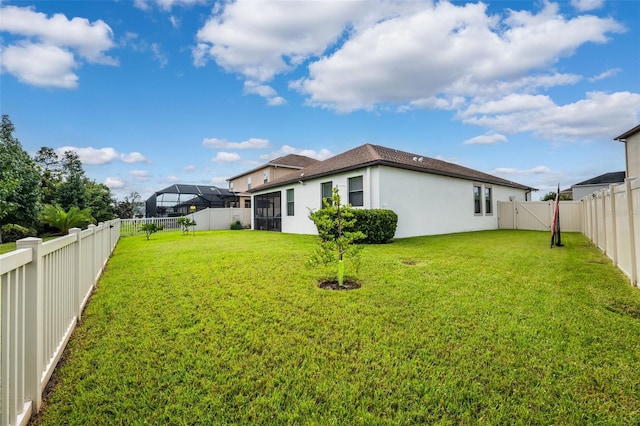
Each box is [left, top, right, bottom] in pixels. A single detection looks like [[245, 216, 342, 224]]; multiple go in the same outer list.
[[351, 209, 398, 244], [310, 208, 397, 244], [230, 220, 244, 230], [1, 223, 36, 242]]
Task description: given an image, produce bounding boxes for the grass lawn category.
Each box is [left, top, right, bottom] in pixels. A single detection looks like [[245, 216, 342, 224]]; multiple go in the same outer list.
[[31, 230, 640, 425]]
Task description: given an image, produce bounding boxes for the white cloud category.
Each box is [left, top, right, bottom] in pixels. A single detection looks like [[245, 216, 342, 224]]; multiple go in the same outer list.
[[210, 176, 228, 185], [203, 137, 270, 150], [165, 175, 181, 183], [56, 146, 149, 165], [588, 68, 621, 82], [195, 1, 369, 82], [1, 43, 78, 88], [134, 0, 205, 11], [463, 91, 640, 140], [212, 152, 241, 163], [120, 152, 149, 164], [0, 5, 117, 88], [183, 164, 197, 172], [104, 177, 125, 189], [243, 81, 287, 106], [260, 145, 334, 162], [150, 43, 168, 68], [490, 166, 552, 176], [463, 133, 508, 145], [295, 1, 623, 111], [571, 0, 605, 12], [130, 170, 150, 182]]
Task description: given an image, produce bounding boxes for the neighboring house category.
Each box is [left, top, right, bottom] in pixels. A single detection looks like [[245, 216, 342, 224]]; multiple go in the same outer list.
[[226, 154, 319, 208], [615, 124, 640, 179], [145, 184, 236, 217], [570, 171, 625, 200], [248, 144, 536, 238]]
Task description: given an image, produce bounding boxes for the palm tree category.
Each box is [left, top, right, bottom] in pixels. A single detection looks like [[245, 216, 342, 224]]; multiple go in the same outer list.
[[39, 204, 95, 234]]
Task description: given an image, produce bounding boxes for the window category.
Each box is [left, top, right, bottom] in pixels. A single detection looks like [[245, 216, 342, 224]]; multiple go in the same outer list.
[[473, 185, 482, 215], [321, 181, 333, 207], [287, 189, 295, 216], [348, 176, 364, 207], [229, 182, 234, 191], [247, 176, 252, 190], [244, 199, 251, 208], [484, 186, 492, 215], [263, 170, 269, 183]]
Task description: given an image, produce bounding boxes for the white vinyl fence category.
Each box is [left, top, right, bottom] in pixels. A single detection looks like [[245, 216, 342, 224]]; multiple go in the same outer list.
[[582, 178, 640, 288], [498, 201, 583, 232], [119, 208, 251, 236], [0, 219, 120, 426]]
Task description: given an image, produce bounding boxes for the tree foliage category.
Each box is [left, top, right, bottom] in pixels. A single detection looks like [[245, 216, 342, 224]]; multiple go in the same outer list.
[[113, 192, 144, 219], [308, 187, 365, 287], [39, 204, 95, 234], [541, 191, 572, 201], [0, 114, 41, 230]]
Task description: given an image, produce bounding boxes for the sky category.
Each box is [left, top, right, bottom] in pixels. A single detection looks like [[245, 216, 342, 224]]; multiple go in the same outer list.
[[1, 0, 639, 202]]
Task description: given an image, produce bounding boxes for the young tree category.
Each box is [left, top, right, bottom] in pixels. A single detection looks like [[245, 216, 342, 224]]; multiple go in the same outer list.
[[39, 204, 95, 234], [308, 187, 366, 288], [0, 115, 41, 231]]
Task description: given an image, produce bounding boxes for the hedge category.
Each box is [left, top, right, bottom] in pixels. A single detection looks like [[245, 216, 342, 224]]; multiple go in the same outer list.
[[310, 208, 398, 244]]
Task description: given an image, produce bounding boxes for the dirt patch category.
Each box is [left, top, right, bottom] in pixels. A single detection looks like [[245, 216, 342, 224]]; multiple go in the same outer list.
[[318, 279, 362, 290], [402, 260, 417, 265]]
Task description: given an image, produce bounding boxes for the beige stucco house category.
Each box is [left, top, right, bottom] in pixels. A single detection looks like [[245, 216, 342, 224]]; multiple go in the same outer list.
[[248, 144, 536, 238], [226, 154, 319, 208], [615, 124, 640, 179]]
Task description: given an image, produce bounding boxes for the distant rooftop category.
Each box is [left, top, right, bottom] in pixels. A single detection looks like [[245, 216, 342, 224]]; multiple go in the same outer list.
[[572, 171, 626, 187], [227, 154, 320, 181]]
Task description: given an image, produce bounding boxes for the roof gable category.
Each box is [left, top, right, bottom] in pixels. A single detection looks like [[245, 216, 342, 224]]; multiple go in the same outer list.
[[227, 154, 318, 181], [251, 144, 535, 192], [614, 125, 640, 141]]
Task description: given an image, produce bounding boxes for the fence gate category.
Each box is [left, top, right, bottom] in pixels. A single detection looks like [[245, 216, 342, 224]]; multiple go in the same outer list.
[[498, 201, 582, 232]]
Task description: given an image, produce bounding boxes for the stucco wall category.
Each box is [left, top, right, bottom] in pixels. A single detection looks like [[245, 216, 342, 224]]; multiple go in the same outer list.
[[377, 167, 528, 238], [252, 165, 529, 239], [626, 133, 640, 179]]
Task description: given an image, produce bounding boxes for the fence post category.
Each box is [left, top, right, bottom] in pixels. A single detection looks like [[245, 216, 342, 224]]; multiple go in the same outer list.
[[88, 224, 96, 285], [69, 228, 82, 321], [625, 178, 638, 287], [609, 185, 618, 266], [16, 237, 43, 414]]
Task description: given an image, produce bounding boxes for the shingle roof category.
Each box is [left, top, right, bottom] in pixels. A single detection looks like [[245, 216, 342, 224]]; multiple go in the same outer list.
[[270, 154, 319, 168], [249, 144, 535, 192], [226, 154, 319, 181], [572, 171, 625, 187]]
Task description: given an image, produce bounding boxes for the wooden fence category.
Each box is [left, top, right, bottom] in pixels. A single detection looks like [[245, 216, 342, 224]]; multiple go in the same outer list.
[[582, 178, 639, 288], [0, 219, 120, 426]]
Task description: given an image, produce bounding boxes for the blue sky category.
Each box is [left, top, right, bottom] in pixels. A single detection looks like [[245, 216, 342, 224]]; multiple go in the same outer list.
[[2, 0, 639, 201]]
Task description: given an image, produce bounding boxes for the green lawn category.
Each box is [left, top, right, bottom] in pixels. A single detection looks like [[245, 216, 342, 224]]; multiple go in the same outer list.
[[32, 230, 640, 425]]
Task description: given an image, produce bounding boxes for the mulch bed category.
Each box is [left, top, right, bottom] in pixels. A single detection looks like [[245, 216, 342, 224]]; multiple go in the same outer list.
[[318, 279, 361, 290]]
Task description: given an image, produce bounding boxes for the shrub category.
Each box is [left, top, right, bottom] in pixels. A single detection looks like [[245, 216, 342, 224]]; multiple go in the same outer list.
[[230, 220, 244, 230], [176, 216, 196, 235], [139, 223, 163, 240], [351, 209, 398, 244], [311, 208, 398, 244], [1, 223, 36, 242]]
